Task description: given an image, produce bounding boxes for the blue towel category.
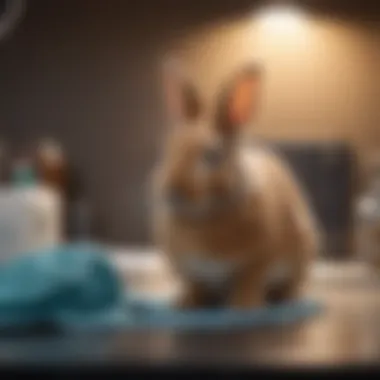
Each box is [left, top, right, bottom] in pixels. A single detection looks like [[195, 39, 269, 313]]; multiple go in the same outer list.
[[0, 244, 322, 332]]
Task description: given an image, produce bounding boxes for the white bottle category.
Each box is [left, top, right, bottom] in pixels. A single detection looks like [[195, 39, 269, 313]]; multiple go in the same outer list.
[[0, 185, 62, 261]]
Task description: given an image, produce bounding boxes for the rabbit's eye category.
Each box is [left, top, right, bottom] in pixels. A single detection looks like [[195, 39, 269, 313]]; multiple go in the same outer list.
[[202, 146, 224, 168]]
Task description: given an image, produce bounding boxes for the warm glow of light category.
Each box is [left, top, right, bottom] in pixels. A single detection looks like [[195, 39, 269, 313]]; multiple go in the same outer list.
[[255, 4, 306, 35]]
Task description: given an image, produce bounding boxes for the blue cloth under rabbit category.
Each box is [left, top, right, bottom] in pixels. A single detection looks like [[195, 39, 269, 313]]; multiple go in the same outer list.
[[0, 243, 322, 332]]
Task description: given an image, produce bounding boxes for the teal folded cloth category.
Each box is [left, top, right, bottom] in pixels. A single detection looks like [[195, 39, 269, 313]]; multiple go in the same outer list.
[[0, 244, 322, 332], [0, 243, 130, 330]]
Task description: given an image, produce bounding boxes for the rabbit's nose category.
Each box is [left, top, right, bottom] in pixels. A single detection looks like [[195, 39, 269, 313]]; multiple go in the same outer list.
[[167, 186, 182, 204], [167, 182, 204, 205]]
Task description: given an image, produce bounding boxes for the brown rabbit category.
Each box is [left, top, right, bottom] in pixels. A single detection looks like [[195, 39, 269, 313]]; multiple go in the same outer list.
[[151, 59, 321, 309]]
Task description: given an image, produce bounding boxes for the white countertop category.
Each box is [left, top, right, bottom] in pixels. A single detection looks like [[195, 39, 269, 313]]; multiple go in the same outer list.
[[107, 246, 379, 301]]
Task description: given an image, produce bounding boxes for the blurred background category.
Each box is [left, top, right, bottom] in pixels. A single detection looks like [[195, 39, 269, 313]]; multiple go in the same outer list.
[[0, 0, 380, 368]]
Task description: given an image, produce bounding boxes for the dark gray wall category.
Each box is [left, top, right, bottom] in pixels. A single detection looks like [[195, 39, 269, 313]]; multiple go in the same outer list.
[[0, 0, 262, 243], [0, 0, 377, 244]]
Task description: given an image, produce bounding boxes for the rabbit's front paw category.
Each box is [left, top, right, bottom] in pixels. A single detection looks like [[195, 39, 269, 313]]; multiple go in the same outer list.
[[227, 264, 267, 310], [228, 289, 264, 310], [175, 284, 208, 310]]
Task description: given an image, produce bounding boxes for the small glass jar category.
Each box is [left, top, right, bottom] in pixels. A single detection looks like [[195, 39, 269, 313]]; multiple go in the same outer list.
[[356, 171, 380, 271], [0, 139, 10, 184]]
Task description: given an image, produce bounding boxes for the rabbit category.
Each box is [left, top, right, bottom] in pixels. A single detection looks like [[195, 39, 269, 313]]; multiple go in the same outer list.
[[150, 58, 321, 310]]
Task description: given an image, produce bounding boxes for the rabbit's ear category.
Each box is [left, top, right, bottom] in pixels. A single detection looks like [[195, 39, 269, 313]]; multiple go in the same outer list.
[[214, 63, 263, 138], [161, 58, 202, 126]]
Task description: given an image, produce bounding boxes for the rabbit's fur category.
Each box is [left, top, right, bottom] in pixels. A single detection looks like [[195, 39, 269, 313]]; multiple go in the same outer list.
[[151, 59, 321, 309]]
